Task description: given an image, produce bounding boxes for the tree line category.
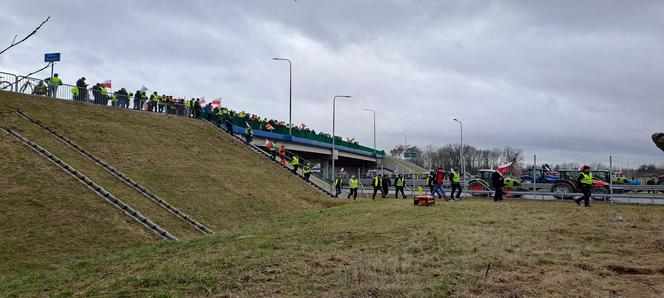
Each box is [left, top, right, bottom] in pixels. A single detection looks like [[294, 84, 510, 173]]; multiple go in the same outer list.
[[390, 144, 524, 173]]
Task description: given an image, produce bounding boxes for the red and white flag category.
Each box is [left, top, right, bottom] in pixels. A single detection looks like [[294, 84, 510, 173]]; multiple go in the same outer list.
[[199, 97, 206, 105], [265, 123, 275, 130], [211, 99, 221, 106], [496, 162, 513, 173], [264, 139, 273, 148], [101, 80, 112, 88], [300, 123, 307, 130]]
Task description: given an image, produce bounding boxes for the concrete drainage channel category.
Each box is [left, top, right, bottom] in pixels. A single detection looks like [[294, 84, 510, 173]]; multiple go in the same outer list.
[[2, 128, 178, 241], [16, 110, 214, 235]]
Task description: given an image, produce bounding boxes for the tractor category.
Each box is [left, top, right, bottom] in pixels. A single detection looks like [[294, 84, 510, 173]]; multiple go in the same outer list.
[[519, 168, 559, 183], [550, 170, 612, 200], [467, 169, 528, 198]]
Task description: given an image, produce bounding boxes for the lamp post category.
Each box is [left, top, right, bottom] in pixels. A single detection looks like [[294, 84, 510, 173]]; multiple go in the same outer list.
[[362, 108, 377, 166], [332, 95, 352, 193], [272, 57, 292, 136], [453, 118, 465, 194]]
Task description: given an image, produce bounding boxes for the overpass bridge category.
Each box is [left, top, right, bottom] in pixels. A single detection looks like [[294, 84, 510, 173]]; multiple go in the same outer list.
[[230, 124, 385, 180]]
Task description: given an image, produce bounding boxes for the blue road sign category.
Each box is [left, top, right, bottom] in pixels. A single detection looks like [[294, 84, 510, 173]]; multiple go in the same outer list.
[[44, 53, 61, 62]]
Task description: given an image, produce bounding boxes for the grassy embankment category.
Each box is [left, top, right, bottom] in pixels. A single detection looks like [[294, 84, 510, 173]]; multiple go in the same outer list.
[[0, 91, 336, 279]]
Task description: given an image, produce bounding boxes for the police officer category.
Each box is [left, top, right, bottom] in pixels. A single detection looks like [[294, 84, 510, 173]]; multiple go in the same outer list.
[[347, 175, 359, 200], [150, 92, 159, 112], [575, 166, 593, 207], [302, 163, 312, 181], [394, 174, 407, 199], [291, 155, 300, 174], [333, 177, 343, 197], [371, 174, 382, 200], [450, 167, 462, 200]]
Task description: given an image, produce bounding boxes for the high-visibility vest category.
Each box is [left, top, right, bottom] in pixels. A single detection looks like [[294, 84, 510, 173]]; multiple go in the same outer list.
[[49, 77, 62, 85], [452, 172, 460, 183], [395, 177, 405, 187], [150, 94, 158, 102], [158, 96, 166, 105], [246, 127, 253, 135], [100, 87, 107, 95], [111, 94, 117, 102], [71, 86, 79, 95], [303, 166, 311, 174], [372, 176, 382, 187], [291, 156, 299, 166], [350, 179, 359, 188], [426, 175, 433, 186], [141, 93, 147, 102], [334, 178, 342, 187], [580, 172, 593, 185]]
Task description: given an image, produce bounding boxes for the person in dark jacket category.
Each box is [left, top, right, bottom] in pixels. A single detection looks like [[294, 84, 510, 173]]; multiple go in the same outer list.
[[115, 88, 129, 108], [426, 170, 435, 195], [76, 77, 88, 102], [394, 174, 407, 199], [91, 83, 102, 105], [381, 174, 391, 198], [224, 115, 234, 136], [574, 166, 593, 207], [491, 170, 505, 202], [432, 167, 448, 200], [133, 90, 142, 110], [333, 177, 343, 198], [371, 175, 382, 200]]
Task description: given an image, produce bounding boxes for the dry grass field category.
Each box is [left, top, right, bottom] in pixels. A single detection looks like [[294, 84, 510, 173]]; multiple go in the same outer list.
[[2, 199, 663, 297]]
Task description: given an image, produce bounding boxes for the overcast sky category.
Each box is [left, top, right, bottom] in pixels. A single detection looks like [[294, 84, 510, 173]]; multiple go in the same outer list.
[[2, 0, 663, 167]]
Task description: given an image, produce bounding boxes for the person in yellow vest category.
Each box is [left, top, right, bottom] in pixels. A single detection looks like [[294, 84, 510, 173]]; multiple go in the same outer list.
[[245, 125, 253, 144], [99, 85, 108, 105], [394, 174, 407, 199], [140, 91, 148, 110], [47, 73, 62, 98], [70, 85, 79, 100], [149, 92, 159, 112], [333, 177, 343, 198], [186, 98, 193, 117], [371, 174, 382, 200], [291, 155, 300, 174], [302, 163, 312, 181], [575, 165, 593, 207], [425, 170, 435, 195], [449, 167, 462, 200], [110, 93, 118, 107], [33, 80, 47, 96], [347, 175, 359, 200], [157, 94, 166, 113]]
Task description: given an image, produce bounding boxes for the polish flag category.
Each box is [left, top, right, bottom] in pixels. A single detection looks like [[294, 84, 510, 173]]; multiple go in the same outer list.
[[101, 80, 112, 88], [496, 162, 513, 173], [265, 139, 273, 148], [265, 123, 275, 130], [211, 99, 221, 106]]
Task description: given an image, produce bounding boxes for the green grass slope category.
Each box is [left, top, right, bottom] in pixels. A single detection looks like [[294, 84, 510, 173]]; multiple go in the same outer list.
[[0, 91, 339, 275], [2, 199, 663, 297], [0, 131, 158, 280]]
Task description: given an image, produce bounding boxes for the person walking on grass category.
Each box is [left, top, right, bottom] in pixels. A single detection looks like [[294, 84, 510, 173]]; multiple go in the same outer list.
[[348, 175, 359, 200], [433, 167, 448, 200], [371, 174, 382, 200], [426, 170, 435, 195], [491, 170, 505, 202], [334, 177, 343, 198], [449, 167, 462, 200], [575, 165, 593, 207], [394, 174, 407, 199], [381, 174, 391, 198]]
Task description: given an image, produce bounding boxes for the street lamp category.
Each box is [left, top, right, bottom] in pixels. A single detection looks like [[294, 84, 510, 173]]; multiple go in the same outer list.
[[272, 57, 292, 136], [362, 108, 377, 166], [332, 95, 352, 193], [453, 118, 465, 194]]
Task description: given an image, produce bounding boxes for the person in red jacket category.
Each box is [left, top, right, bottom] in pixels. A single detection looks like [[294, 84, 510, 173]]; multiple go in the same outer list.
[[432, 167, 448, 200]]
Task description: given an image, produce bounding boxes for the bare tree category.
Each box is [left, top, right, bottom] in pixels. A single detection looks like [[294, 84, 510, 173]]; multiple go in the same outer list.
[[0, 16, 50, 56]]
